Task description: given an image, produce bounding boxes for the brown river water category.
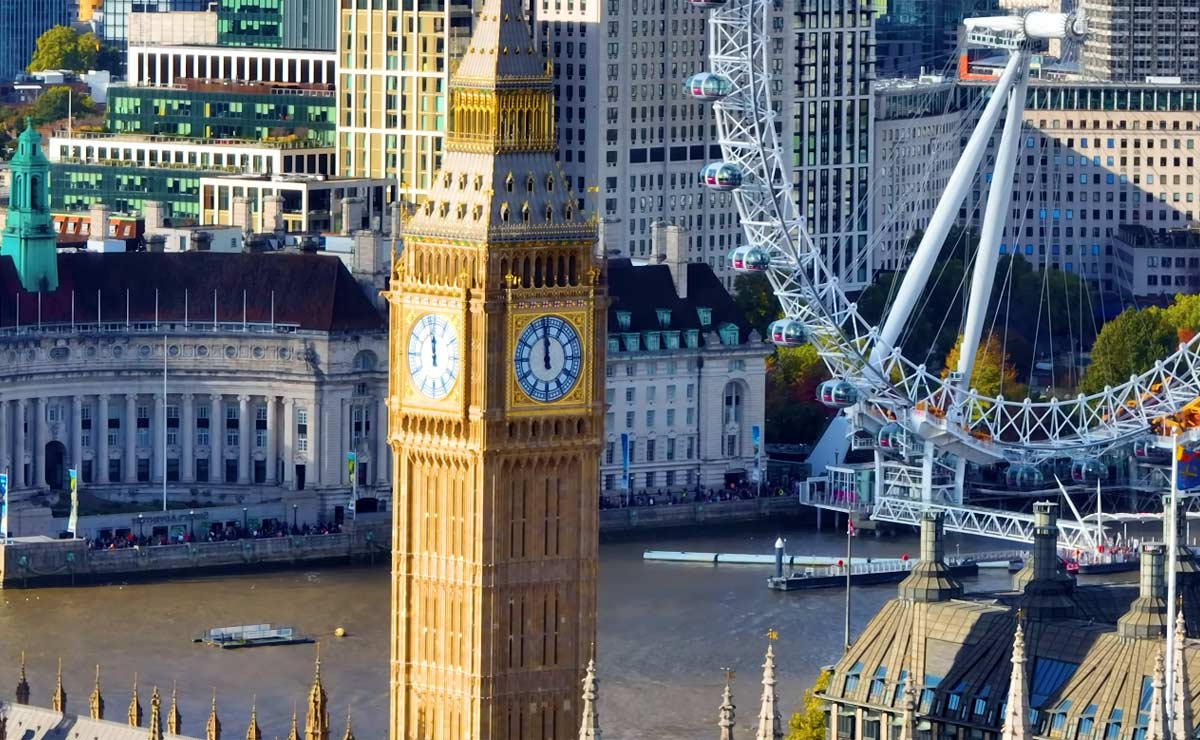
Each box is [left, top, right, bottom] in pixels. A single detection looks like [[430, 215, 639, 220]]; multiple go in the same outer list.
[[0, 522, 1065, 739]]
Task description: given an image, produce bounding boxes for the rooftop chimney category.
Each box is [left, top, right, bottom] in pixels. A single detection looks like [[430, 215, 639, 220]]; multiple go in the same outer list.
[[897, 511, 963, 603], [89, 202, 110, 241], [652, 221, 689, 299], [1018, 502, 1076, 621], [1118, 543, 1169, 640], [231, 196, 251, 237], [262, 195, 284, 235], [142, 201, 164, 232]]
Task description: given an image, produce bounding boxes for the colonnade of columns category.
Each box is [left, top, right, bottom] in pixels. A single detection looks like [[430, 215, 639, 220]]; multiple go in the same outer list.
[[0, 392, 390, 493]]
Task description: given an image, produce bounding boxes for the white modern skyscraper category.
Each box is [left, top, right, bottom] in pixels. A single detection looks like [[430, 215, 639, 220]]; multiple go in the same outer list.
[[793, 0, 876, 290], [538, 0, 791, 289]]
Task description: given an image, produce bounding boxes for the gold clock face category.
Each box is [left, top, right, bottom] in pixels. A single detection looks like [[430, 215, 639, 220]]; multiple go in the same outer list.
[[407, 313, 460, 400]]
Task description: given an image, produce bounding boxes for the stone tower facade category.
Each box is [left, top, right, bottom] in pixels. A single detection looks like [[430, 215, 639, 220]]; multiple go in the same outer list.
[[384, 0, 604, 733], [1, 118, 58, 292]]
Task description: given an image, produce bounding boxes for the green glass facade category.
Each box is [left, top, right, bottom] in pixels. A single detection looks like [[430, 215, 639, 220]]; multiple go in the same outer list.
[[50, 163, 217, 222], [107, 87, 336, 146], [218, 0, 285, 47]]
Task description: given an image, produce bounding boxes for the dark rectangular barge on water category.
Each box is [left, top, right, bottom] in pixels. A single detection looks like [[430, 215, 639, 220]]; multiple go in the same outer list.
[[767, 560, 979, 591]]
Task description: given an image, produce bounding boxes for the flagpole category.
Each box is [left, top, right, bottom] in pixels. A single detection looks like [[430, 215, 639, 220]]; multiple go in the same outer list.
[[844, 513, 852, 652], [1167, 432, 1180, 721], [162, 335, 168, 513]]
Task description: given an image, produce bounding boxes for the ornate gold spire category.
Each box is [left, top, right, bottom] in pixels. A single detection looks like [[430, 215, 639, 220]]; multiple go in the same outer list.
[[50, 657, 66, 713], [718, 670, 736, 740], [168, 681, 182, 735], [129, 673, 144, 728], [90, 665, 105, 720], [305, 643, 330, 740], [245, 698, 262, 740], [148, 687, 163, 740], [285, 704, 300, 740], [755, 640, 784, 740], [15, 651, 30, 704], [579, 656, 601, 740], [340, 709, 355, 740], [206, 690, 222, 740]]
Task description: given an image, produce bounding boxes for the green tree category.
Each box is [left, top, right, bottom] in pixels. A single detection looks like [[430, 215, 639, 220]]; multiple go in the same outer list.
[[1080, 307, 1175, 394], [942, 332, 1026, 402], [27, 26, 99, 73], [786, 669, 831, 740], [27, 86, 93, 125], [766, 344, 834, 445], [94, 42, 124, 76], [734, 272, 782, 338]]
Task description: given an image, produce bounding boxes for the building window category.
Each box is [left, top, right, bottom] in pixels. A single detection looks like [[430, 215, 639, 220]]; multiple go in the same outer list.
[[196, 458, 209, 483], [726, 434, 739, 457], [297, 408, 308, 452], [645, 471, 655, 488], [137, 405, 151, 448], [197, 404, 209, 446], [723, 383, 743, 424], [256, 405, 267, 447], [47, 404, 62, 423], [667, 438, 676, 460], [605, 442, 615, 464], [646, 439, 656, 462], [108, 459, 121, 483], [166, 405, 179, 446], [225, 460, 238, 483], [604, 473, 615, 490], [167, 458, 180, 483], [687, 437, 695, 459], [646, 410, 655, 427], [352, 406, 370, 447], [625, 387, 635, 403], [137, 458, 150, 483], [666, 409, 675, 427]]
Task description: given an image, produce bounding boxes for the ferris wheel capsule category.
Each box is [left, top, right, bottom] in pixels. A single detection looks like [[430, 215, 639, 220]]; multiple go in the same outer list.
[[699, 162, 743, 191], [1070, 457, 1108, 484], [1133, 437, 1169, 461], [769, 319, 806, 347], [684, 73, 733, 101], [1004, 464, 1045, 491], [817, 379, 858, 408], [877, 422, 910, 452], [739, 246, 770, 272]]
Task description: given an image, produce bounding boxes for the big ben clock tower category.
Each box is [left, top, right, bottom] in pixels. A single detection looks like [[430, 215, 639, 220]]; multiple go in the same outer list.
[[384, 0, 605, 733]]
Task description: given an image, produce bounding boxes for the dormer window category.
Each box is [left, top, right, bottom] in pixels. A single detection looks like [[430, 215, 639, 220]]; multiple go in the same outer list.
[[500, 203, 510, 222], [564, 204, 573, 221], [621, 333, 641, 352], [696, 307, 712, 327], [656, 309, 671, 328], [616, 310, 632, 330], [546, 175, 555, 192], [474, 175, 483, 191], [684, 329, 700, 348], [473, 205, 483, 220], [546, 204, 554, 222], [526, 174, 535, 192], [457, 203, 467, 219], [643, 332, 661, 351], [442, 172, 452, 188], [718, 322, 739, 346], [505, 174, 514, 193], [458, 173, 468, 189], [521, 203, 531, 223], [607, 337, 620, 352]]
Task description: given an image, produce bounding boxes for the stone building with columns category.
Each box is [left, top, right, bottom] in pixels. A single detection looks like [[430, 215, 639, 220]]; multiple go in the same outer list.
[[0, 248, 389, 530], [0, 130, 389, 532]]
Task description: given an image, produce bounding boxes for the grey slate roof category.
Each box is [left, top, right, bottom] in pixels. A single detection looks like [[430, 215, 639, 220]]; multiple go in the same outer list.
[[1, 702, 201, 740]]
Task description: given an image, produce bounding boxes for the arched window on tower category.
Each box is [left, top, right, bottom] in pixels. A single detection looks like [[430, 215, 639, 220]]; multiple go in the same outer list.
[[30, 176, 42, 210]]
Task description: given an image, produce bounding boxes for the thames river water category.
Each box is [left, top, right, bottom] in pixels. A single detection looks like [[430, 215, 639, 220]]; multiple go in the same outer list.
[[0, 522, 1048, 739]]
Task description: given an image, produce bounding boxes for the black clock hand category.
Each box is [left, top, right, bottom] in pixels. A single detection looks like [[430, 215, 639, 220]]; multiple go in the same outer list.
[[542, 320, 552, 371], [430, 334, 438, 368]]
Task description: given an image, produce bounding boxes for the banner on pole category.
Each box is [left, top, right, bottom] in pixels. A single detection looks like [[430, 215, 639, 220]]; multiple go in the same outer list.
[[68, 468, 79, 537], [345, 451, 357, 479], [1179, 447, 1200, 490], [0, 473, 7, 541], [619, 433, 630, 491]]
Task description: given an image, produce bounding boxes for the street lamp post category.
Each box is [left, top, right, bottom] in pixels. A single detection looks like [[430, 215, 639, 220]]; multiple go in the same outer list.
[[137, 513, 144, 542], [292, 504, 298, 531], [242, 507, 248, 532], [188, 510, 195, 541]]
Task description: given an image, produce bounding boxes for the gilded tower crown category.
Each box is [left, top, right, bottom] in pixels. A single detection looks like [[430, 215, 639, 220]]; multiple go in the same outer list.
[[400, 0, 592, 246]]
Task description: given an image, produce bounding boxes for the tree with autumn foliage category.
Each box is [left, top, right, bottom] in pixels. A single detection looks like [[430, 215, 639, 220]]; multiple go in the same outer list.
[[766, 344, 835, 444], [787, 669, 831, 740], [941, 332, 1025, 401]]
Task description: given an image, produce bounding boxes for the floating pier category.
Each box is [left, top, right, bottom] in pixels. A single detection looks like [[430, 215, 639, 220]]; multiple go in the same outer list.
[[193, 624, 313, 649]]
